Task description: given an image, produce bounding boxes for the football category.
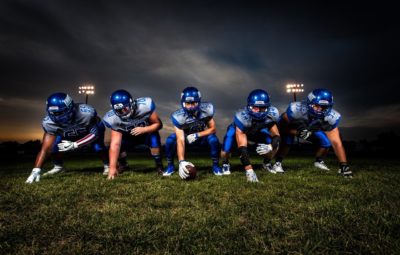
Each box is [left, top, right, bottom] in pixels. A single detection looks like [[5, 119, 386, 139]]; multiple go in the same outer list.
[[186, 164, 197, 179]]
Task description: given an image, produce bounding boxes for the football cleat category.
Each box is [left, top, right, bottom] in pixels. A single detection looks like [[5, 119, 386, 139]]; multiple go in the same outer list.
[[43, 165, 64, 176], [272, 162, 285, 174], [163, 165, 175, 176], [222, 163, 231, 175], [314, 161, 330, 171], [263, 163, 276, 174], [212, 165, 223, 176], [103, 165, 110, 176]]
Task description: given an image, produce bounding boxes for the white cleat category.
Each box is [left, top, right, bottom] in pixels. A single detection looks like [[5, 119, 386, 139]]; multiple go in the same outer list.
[[43, 165, 64, 176], [272, 162, 285, 174], [103, 165, 110, 175], [222, 163, 231, 175], [263, 163, 276, 174], [314, 161, 330, 171]]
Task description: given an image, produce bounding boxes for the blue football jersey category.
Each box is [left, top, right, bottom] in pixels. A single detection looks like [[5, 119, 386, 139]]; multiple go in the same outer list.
[[171, 102, 214, 135], [286, 101, 341, 131], [42, 103, 99, 138], [103, 97, 155, 133], [234, 106, 279, 135]]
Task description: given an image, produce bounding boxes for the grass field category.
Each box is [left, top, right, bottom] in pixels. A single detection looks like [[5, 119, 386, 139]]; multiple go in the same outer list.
[[1, 155, 399, 254]]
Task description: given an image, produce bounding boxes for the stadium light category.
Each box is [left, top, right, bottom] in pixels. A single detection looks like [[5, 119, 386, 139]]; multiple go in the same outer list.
[[286, 83, 304, 102], [78, 84, 95, 104]]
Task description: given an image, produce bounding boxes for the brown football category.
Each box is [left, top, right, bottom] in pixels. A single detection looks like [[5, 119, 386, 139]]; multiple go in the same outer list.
[[186, 164, 197, 179]]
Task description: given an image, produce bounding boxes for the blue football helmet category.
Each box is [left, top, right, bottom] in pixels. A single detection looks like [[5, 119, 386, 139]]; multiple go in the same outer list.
[[46, 93, 75, 124], [110, 89, 135, 119], [307, 88, 334, 118], [247, 89, 271, 120], [181, 87, 201, 114]]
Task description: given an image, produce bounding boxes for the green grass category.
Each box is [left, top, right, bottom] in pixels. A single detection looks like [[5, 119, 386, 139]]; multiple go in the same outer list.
[[1, 155, 400, 254]]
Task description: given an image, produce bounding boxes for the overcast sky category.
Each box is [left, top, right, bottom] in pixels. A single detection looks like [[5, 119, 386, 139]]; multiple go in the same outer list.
[[0, 1, 399, 142]]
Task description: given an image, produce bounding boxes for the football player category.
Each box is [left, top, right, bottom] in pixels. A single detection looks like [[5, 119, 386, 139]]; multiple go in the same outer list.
[[220, 89, 281, 182], [274, 88, 352, 177], [26, 93, 109, 184], [163, 86, 223, 178], [103, 89, 163, 180]]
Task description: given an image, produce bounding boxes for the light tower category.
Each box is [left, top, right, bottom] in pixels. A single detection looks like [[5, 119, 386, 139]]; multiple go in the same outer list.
[[286, 83, 304, 102], [78, 84, 95, 104]]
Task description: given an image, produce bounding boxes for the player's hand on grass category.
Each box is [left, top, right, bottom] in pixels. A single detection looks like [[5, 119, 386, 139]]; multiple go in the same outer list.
[[245, 169, 258, 182], [26, 168, 41, 184], [57, 140, 78, 152], [338, 164, 353, 178]]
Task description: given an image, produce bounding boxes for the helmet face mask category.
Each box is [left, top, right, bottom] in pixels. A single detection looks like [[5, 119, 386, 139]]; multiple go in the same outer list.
[[307, 89, 333, 118], [46, 93, 75, 124], [110, 90, 135, 119], [181, 87, 201, 114], [247, 89, 270, 120]]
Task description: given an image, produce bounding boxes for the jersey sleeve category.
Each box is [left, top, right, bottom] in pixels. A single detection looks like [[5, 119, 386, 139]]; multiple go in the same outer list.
[[102, 110, 120, 131], [41, 116, 58, 135], [324, 109, 341, 130], [135, 97, 155, 116], [200, 102, 214, 118], [267, 106, 280, 122], [234, 109, 251, 132], [171, 109, 185, 129]]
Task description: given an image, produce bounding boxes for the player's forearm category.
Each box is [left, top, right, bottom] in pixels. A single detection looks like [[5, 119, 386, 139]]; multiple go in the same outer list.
[[177, 138, 185, 161], [75, 133, 96, 147], [108, 143, 120, 173], [198, 126, 216, 137], [145, 122, 161, 133]]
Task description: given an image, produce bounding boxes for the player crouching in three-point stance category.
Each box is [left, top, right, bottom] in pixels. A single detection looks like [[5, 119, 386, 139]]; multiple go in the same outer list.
[[275, 88, 352, 177], [103, 89, 163, 180], [163, 86, 223, 178], [220, 89, 281, 182], [26, 93, 109, 183]]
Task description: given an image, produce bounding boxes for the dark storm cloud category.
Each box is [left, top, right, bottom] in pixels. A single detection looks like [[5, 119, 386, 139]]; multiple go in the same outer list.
[[0, 1, 399, 141]]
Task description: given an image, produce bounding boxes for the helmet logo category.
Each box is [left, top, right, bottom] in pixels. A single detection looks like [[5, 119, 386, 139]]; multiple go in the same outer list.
[[185, 96, 194, 102], [48, 106, 59, 111], [318, 100, 329, 105], [255, 100, 265, 105]]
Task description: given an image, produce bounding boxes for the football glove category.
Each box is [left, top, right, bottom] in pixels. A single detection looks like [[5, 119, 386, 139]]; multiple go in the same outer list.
[[338, 164, 353, 178], [298, 129, 312, 140], [245, 169, 259, 182], [256, 143, 273, 155], [179, 160, 191, 179], [57, 140, 78, 152], [26, 168, 41, 184], [186, 133, 199, 144]]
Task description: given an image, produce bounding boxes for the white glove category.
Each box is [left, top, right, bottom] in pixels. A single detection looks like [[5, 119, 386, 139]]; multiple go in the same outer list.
[[26, 168, 41, 184], [246, 169, 259, 182], [256, 144, 273, 155], [298, 129, 312, 140], [186, 133, 199, 144], [179, 160, 192, 179], [57, 140, 78, 152]]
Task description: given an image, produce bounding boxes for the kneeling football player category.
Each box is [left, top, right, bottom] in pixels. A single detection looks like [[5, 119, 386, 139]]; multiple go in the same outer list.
[[26, 93, 109, 183]]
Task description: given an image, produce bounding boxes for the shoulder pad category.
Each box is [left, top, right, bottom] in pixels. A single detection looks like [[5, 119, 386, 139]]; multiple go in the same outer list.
[[267, 106, 280, 122], [102, 110, 120, 129], [324, 109, 341, 127], [199, 102, 214, 118], [234, 109, 252, 131], [135, 97, 155, 116], [171, 109, 187, 128], [287, 101, 307, 120]]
